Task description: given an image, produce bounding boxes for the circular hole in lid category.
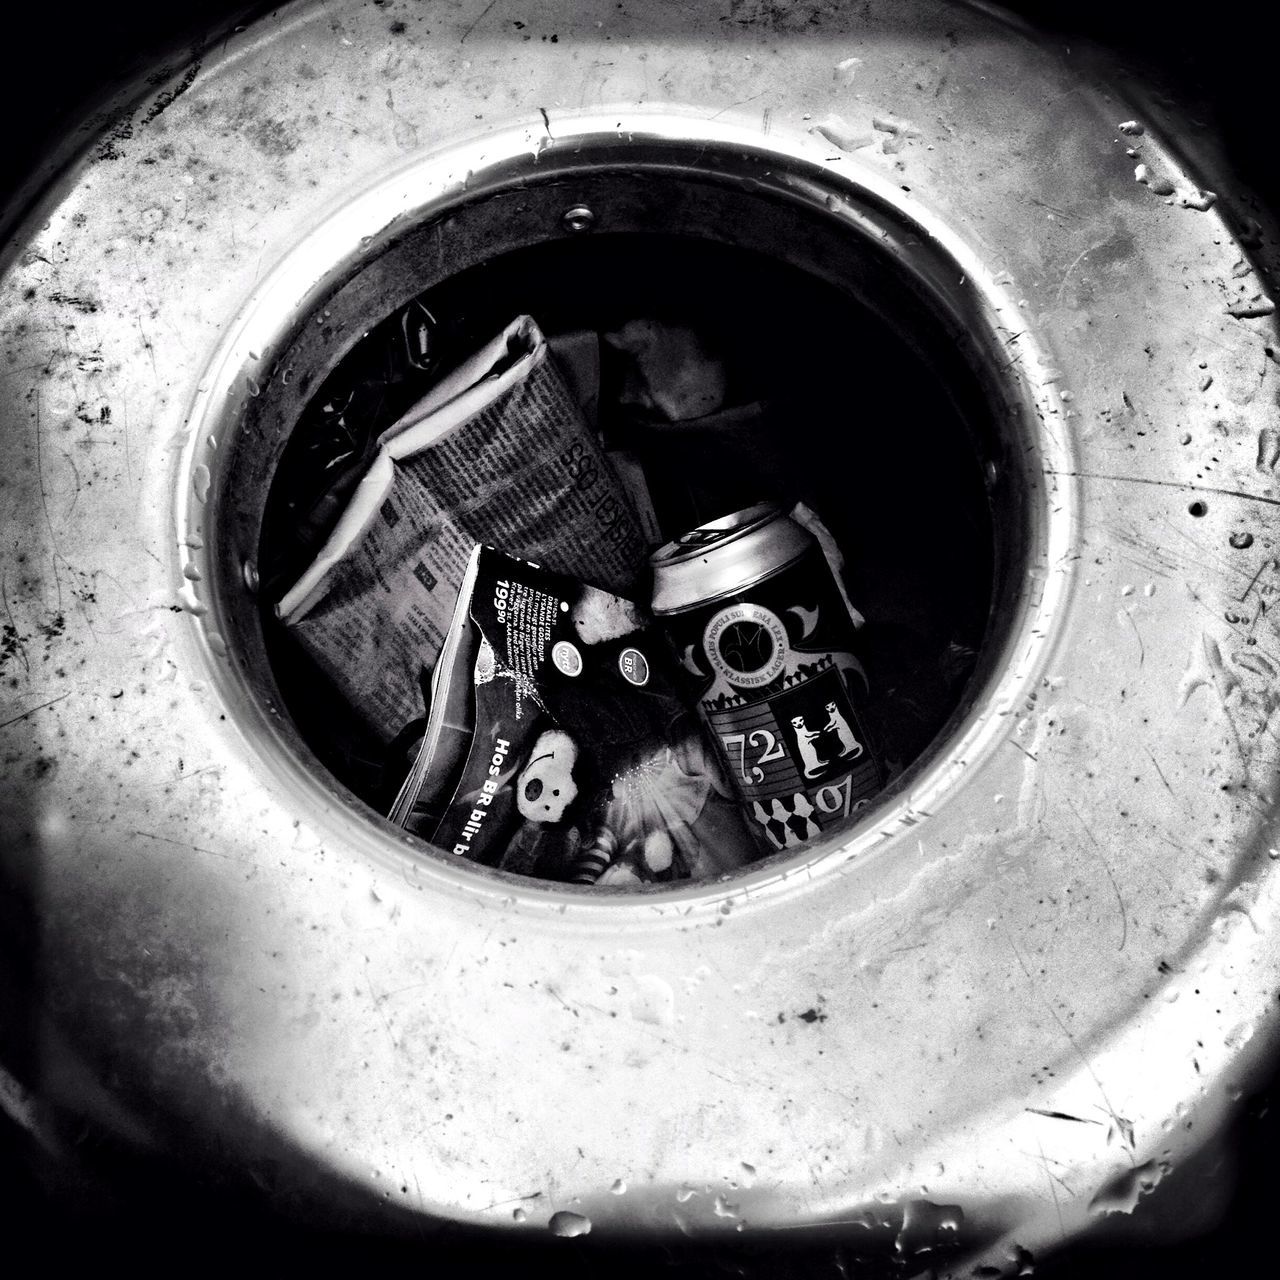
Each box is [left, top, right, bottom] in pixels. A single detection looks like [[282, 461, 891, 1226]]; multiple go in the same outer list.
[[205, 141, 1045, 895]]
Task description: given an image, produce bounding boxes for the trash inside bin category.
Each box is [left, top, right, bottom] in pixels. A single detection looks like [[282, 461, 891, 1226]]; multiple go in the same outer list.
[[262, 231, 992, 884]]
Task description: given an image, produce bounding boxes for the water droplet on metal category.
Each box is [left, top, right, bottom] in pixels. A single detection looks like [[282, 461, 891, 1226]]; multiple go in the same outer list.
[[630, 974, 675, 1026], [1088, 1159, 1169, 1216], [192, 464, 211, 503], [713, 1194, 738, 1219], [1229, 531, 1254, 549], [894, 1199, 964, 1256], [242, 560, 260, 593], [834, 56, 863, 85], [512, 1206, 527, 1223], [179, 585, 207, 617], [1134, 163, 1175, 196], [1179, 189, 1216, 212], [810, 114, 875, 152], [1256, 426, 1280, 471], [182, 562, 201, 581], [610, 1178, 627, 1195], [548, 1210, 591, 1237]]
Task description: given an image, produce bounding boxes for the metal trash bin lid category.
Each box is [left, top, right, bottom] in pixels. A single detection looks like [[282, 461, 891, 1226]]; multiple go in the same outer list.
[[1, 0, 1279, 1271]]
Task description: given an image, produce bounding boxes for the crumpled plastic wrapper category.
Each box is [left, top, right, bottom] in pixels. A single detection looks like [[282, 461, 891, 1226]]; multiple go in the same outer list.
[[570, 721, 749, 887]]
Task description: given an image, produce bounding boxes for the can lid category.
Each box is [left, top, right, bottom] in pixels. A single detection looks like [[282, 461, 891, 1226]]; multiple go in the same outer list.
[[649, 503, 811, 614]]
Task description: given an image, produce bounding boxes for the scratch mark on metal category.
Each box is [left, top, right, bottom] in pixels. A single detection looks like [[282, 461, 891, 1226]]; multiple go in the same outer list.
[[1152, 513, 1257, 598], [1245, 597, 1269, 646], [545, 984, 581, 1018], [363, 955, 400, 1051], [1025, 1107, 1103, 1124], [1122, 607, 1145, 667], [1055, 239, 1108, 305], [121, 391, 134, 486], [1036, 1135, 1067, 1242], [376, 980, 438, 1002], [1065, 797, 1128, 952], [33, 392, 63, 610], [1144, 749, 1185, 812], [1239, 557, 1272, 603], [781, 1109, 823, 1194], [476, 1190, 545, 1213], [1101, 521, 1178, 579], [1, 573, 30, 675], [0, 360, 62, 384], [60, 450, 82, 523], [710, 91, 767, 120], [1047, 468, 1280, 510], [0, 692, 69, 731], [460, 0, 503, 43], [131, 828, 247, 863], [133, 307, 160, 391], [1031, 195, 1073, 219], [1006, 929, 1131, 1145]]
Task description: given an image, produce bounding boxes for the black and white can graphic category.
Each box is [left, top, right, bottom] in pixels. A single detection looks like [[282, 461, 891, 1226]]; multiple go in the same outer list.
[[651, 506, 882, 854]]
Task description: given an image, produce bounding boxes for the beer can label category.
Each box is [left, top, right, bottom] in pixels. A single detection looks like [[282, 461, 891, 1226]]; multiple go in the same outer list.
[[660, 542, 881, 853]]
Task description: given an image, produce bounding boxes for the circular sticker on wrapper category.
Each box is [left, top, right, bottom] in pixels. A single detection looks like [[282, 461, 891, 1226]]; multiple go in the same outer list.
[[551, 640, 582, 677], [619, 647, 650, 686]]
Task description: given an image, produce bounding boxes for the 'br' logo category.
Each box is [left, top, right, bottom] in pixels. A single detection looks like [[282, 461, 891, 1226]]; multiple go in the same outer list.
[[618, 647, 649, 686]]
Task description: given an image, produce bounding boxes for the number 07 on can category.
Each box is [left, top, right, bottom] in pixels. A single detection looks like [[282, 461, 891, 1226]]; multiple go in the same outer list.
[[649, 503, 883, 855]]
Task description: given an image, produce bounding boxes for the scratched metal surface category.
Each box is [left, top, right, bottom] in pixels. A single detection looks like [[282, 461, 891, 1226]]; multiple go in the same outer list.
[[1, 0, 1279, 1267]]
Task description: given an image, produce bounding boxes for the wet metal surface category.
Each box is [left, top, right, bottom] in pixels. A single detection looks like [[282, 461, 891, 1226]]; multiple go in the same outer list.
[[2, 0, 1280, 1269]]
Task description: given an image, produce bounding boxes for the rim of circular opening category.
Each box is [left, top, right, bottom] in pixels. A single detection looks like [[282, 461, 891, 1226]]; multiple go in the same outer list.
[[176, 110, 1077, 919]]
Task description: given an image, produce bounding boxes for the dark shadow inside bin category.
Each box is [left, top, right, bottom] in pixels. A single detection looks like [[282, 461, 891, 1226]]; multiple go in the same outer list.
[[231, 149, 1027, 888]]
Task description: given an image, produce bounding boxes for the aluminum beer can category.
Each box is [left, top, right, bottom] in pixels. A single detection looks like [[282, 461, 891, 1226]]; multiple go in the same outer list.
[[649, 503, 882, 855]]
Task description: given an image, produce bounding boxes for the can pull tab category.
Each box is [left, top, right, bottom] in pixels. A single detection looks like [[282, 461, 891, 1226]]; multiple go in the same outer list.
[[675, 526, 728, 549]]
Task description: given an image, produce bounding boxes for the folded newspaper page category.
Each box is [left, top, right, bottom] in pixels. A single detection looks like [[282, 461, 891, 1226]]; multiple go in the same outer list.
[[276, 315, 648, 743], [390, 546, 755, 885]]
